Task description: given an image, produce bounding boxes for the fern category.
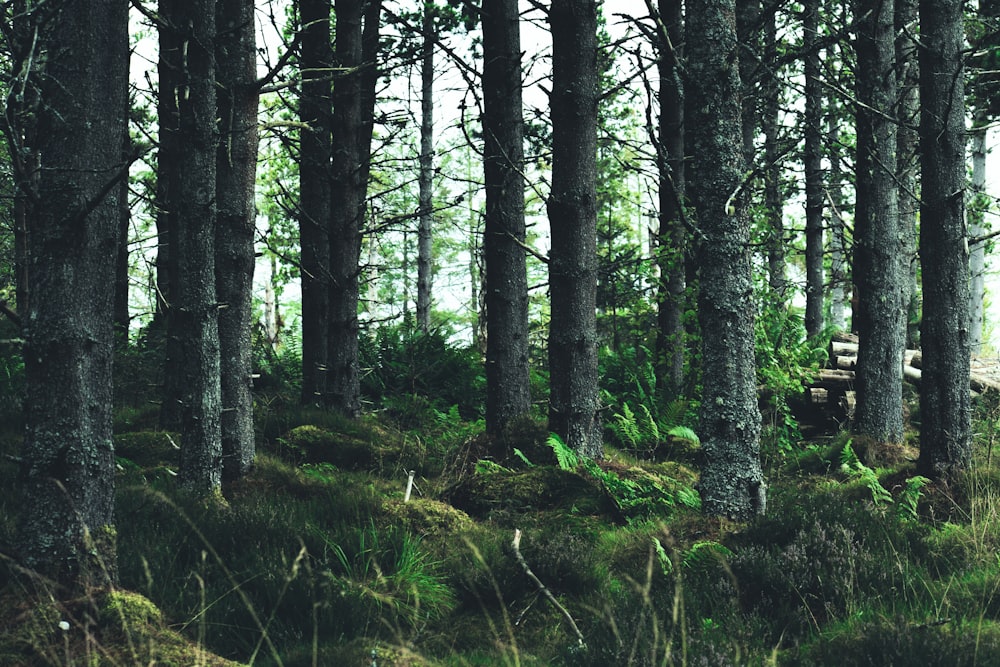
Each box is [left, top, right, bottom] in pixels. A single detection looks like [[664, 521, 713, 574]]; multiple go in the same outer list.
[[896, 475, 930, 519], [546, 433, 579, 471], [652, 537, 674, 576], [839, 441, 892, 506], [666, 425, 700, 446], [513, 448, 535, 468], [682, 541, 734, 571]]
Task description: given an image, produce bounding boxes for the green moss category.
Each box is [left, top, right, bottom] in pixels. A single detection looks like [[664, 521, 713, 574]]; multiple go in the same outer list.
[[381, 498, 475, 536], [99, 590, 163, 636], [113, 430, 181, 468], [449, 466, 609, 519]]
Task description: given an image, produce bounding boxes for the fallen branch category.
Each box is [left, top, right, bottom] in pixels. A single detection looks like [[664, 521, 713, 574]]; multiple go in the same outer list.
[[511, 529, 585, 650]]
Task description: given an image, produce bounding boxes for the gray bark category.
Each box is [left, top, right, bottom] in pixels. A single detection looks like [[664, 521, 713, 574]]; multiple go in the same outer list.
[[482, 0, 532, 434], [969, 121, 988, 357], [416, 1, 434, 332], [917, 0, 971, 477], [896, 0, 920, 347], [548, 0, 601, 458], [15, 0, 129, 588], [687, 0, 766, 520], [654, 0, 686, 398], [803, 0, 824, 338], [216, 0, 259, 482], [162, 0, 224, 493], [327, 0, 381, 416], [853, 0, 905, 445], [298, 0, 332, 403]]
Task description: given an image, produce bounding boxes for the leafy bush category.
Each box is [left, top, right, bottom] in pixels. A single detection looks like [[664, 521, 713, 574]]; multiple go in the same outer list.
[[359, 324, 485, 420]]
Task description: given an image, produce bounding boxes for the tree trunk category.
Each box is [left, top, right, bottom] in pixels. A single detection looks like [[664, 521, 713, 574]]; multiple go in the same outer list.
[[654, 0, 686, 398], [736, 0, 761, 167], [16, 0, 129, 589], [853, 0, 904, 445], [482, 0, 532, 434], [687, 0, 766, 520], [327, 0, 381, 416], [969, 119, 988, 356], [548, 0, 601, 458], [416, 1, 435, 332], [216, 0, 259, 483], [827, 88, 850, 332], [162, 0, 224, 493], [896, 0, 920, 347], [803, 0, 824, 338], [917, 0, 971, 477], [762, 9, 786, 298], [298, 0, 332, 404], [156, 3, 182, 428]]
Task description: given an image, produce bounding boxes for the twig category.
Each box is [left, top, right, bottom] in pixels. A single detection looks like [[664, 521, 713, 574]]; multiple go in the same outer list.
[[511, 529, 585, 649]]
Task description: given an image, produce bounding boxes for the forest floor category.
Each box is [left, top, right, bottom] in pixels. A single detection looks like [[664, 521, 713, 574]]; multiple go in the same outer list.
[[3, 387, 1000, 666]]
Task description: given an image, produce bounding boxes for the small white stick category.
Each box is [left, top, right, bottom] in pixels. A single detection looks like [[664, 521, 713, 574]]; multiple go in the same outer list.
[[404, 470, 416, 502]]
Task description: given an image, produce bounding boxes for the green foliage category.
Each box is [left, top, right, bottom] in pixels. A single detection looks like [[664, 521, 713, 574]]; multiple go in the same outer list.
[[755, 302, 830, 458], [359, 324, 485, 421], [839, 441, 893, 505], [315, 522, 456, 631], [608, 401, 700, 459], [546, 432, 579, 471]]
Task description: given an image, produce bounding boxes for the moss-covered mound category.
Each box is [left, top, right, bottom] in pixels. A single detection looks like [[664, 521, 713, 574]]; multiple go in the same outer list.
[[447, 466, 610, 520], [0, 589, 244, 667]]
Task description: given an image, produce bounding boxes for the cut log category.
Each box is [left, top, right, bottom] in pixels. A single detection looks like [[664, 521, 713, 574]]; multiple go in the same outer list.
[[811, 368, 856, 390], [840, 391, 856, 419], [809, 387, 829, 404]]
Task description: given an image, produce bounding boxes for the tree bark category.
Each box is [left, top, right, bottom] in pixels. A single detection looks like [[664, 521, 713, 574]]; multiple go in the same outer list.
[[327, 0, 381, 416], [969, 119, 988, 357], [686, 0, 766, 520], [803, 0, 824, 338], [762, 8, 786, 298], [917, 0, 971, 477], [654, 0, 687, 398], [416, 0, 435, 332], [161, 0, 224, 493], [216, 0, 259, 483], [896, 0, 920, 347], [548, 0, 601, 458], [298, 0, 332, 404], [482, 0, 532, 434], [853, 0, 905, 445], [15, 0, 129, 589]]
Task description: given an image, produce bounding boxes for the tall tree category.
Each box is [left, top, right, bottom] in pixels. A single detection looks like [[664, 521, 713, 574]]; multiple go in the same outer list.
[[654, 0, 687, 398], [298, 0, 333, 404], [969, 120, 988, 356], [917, 0, 971, 477], [216, 0, 259, 482], [761, 7, 786, 297], [686, 0, 766, 519], [853, 0, 905, 446], [161, 0, 224, 492], [327, 0, 382, 415], [416, 0, 435, 332], [803, 0, 825, 338], [896, 0, 920, 347], [548, 0, 601, 458], [482, 0, 532, 434], [13, 0, 129, 588]]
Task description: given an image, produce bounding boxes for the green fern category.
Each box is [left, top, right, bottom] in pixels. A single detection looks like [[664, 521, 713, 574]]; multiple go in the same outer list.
[[546, 433, 579, 471], [666, 425, 700, 446], [513, 448, 535, 468], [896, 475, 930, 519], [682, 541, 734, 571], [839, 441, 892, 505]]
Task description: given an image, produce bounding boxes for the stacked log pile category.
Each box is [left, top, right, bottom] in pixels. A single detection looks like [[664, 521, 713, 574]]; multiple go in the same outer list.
[[805, 332, 1000, 421]]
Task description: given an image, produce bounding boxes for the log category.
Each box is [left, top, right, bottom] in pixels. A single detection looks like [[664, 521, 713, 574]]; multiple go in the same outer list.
[[810, 368, 856, 391]]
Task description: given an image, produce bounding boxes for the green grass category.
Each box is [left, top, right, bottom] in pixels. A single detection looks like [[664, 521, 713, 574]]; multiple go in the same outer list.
[[4, 398, 1000, 666]]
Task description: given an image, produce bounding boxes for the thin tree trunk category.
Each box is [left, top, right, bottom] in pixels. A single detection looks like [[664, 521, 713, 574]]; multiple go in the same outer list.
[[482, 0, 532, 434], [216, 0, 259, 483], [298, 0, 332, 404], [327, 0, 381, 416], [687, 0, 766, 520], [853, 0, 905, 446], [16, 0, 129, 589], [548, 0, 601, 458], [416, 1, 434, 332], [803, 0, 824, 338], [917, 0, 971, 477], [654, 0, 686, 398], [762, 9, 786, 297], [162, 0, 224, 493], [896, 0, 920, 347], [969, 119, 988, 356]]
